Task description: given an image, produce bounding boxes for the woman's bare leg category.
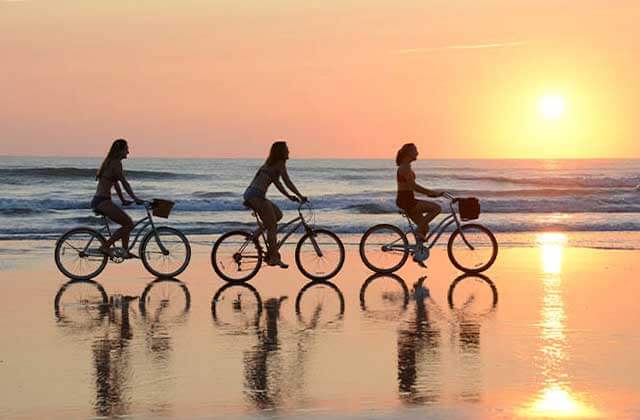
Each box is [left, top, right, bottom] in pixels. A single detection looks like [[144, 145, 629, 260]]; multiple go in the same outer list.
[[409, 200, 441, 243], [96, 200, 134, 252], [248, 197, 281, 262]]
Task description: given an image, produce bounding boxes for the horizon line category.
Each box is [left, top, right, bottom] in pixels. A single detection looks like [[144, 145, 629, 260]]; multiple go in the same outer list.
[[1, 154, 639, 161]]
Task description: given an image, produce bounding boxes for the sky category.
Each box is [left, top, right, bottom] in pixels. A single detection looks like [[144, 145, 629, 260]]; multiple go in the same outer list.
[[1, 0, 639, 159]]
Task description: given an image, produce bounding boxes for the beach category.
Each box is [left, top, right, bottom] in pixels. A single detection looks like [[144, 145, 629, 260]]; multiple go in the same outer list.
[[1, 237, 639, 419]]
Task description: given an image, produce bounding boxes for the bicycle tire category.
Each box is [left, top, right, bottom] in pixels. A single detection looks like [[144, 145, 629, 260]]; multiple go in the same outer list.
[[295, 229, 345, 281], [447, 223, 498, 273], [140, 227, 191, 278], [211, 230, 263, 283], [54, 228, 108, 280], [359, 224, 409, 273]]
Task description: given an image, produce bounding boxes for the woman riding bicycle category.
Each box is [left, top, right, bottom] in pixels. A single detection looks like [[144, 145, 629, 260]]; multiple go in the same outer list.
[[396, 143, 444, 263], [243, 141, 307, 268], [92, 138, 143, 258]]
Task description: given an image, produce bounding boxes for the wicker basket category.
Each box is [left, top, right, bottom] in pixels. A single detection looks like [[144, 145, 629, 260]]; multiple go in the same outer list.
[[152, 199, 175, 218], [458, 197, 480, 221]]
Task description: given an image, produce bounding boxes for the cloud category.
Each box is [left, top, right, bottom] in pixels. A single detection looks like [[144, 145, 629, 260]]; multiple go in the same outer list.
[[391, 41, 526, 55]]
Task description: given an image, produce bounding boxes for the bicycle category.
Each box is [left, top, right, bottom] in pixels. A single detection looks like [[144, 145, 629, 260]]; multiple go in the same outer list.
[[55, 199, 191, 280], [359, 192, 497, 274], [211, 200, 345, 282]]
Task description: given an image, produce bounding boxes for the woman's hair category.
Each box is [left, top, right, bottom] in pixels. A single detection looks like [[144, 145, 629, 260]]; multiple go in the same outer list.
[[396, 143, 416, 166], [265, 141, 288, 166], [97, 139, 128, 179]]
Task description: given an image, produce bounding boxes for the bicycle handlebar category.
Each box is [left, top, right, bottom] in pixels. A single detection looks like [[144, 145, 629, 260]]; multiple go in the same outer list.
[[441, 191, 458, 202]]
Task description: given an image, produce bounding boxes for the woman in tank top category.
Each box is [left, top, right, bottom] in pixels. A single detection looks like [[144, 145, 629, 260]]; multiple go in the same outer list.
[[396, 143, 443, 261], [243, 141, 307, 268], [92, 139, 143, 258]]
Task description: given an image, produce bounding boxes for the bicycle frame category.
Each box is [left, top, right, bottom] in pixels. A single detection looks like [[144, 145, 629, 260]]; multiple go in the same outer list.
[[90, 203, 168, 254], [400, 198, 474, 250], [249, 203, 314, 254]]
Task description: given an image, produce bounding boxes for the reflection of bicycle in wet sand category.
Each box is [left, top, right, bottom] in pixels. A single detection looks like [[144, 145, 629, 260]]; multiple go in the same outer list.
[[211, 201, 345, 283], [54, 200, 191, 280], [359, 193, 498, 274], [54, 278, 191, 324], [359, 272, 498, 318], [211, 280, 344, 329]]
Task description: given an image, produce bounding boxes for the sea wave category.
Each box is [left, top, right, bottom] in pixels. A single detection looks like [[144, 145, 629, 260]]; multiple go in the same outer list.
[[5, 192, 640, 215]]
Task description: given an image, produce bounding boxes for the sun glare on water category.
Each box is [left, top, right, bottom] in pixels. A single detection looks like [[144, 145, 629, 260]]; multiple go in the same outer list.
[[538, 94, 566, 119]]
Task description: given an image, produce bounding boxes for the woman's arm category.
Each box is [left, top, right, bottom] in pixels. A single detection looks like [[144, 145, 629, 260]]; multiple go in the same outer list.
[[280, 164, 306, 200], [113, 161, 143, 203], [400, 166, 442, 198], [273, 178, 297, 201], [113, 181, 130, 204]]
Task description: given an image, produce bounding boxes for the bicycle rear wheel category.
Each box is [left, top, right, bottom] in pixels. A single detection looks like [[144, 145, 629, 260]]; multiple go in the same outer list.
[[295, 229, 345, 281], [141, 227, 191, 278], [447, 224, 498, 273], [359, 224, 409, 273], [54, 228, 108, 280], [211, 231, 263, 282]]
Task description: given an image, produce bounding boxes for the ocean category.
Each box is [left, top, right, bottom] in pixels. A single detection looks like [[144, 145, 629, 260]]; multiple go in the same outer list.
[[2, 156, 640, 247]]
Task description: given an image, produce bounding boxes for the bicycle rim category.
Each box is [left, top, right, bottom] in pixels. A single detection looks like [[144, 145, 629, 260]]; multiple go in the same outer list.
[[360, 224, 408, 273], [55, 229, 107, 280], [295, 229, 344, 281], [448, 224, 498, 273], [142, 227, 191, 277], [212, 231, 262, 282]]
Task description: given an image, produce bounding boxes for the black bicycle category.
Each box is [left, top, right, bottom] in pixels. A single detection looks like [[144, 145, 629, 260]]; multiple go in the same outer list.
[[55, 200, 191, 280], [359, 193, 498, 274], [211, 201, 345, 282]]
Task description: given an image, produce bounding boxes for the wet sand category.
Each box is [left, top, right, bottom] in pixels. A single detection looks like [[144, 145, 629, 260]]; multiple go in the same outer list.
[[1, 236, 640, 419]]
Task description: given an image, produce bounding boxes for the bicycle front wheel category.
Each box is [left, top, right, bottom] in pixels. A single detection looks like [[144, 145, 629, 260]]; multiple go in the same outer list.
[[140, 227, 191, 278], [447, 224, 498, 273], [359, 224, 409, 273], [211, 231, 263, 282], [54, 228, 108, 280], [295, 229, 345, 281]]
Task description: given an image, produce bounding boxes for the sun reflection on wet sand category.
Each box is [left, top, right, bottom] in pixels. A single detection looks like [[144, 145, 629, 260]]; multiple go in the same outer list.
[[519, 233, 600, 418], [539, 232, 566, 275], [525, 385, 600, 418]]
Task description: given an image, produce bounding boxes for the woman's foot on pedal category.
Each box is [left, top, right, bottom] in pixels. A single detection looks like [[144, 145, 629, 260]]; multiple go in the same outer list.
[[413, 245, 429, 268], [267, 256, 289, 269], [123, 251, 139, 259]]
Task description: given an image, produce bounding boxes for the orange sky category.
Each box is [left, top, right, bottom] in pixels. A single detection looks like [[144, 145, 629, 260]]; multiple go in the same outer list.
[[1, 0, 639, 158]]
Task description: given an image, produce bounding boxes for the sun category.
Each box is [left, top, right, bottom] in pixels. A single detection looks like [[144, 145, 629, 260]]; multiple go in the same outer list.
[[538, 94, 565, 119]]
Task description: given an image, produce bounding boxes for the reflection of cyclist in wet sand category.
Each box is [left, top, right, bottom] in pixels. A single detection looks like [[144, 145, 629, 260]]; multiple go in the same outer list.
[[92, 139, 143, 258], [243, 141, 307, 268], [396, 143, 444, 265]]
